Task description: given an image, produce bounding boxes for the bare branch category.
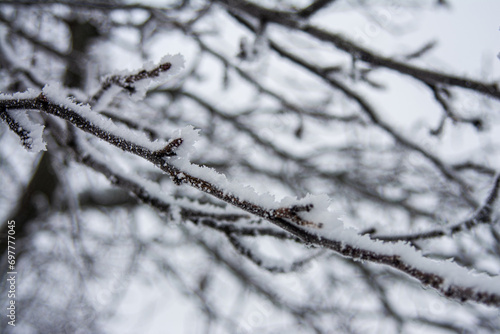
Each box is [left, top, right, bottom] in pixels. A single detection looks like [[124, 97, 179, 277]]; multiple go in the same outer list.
[[217, 0, 500, 100], [226, 10, 478, 208], [90, 58, 178, 103], [297, 0, 338, 18], [371, 174, 500, 242]]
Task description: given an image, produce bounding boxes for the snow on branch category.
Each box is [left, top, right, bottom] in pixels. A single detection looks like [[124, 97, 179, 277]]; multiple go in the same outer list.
[[73, 138, 249, 225], [2, 74, 500, 308], [90, 54, 184, 104], [0, 89, 46, 152]]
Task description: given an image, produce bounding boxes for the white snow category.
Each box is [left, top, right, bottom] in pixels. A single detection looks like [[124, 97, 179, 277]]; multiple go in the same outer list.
[[42, 83, 168, 152], [104, 53, 185, 102], [164, 127, 328, 213], [170, 155, 281, 210], [169, 125, 200, 158], [0, 88, 39, 100]]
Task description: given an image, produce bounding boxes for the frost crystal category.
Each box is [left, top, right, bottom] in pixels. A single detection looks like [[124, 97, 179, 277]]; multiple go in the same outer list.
[[6, 109, 46, 153]]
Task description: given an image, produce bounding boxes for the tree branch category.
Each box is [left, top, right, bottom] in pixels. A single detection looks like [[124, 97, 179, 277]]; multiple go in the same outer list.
[[2, 90, 500, 307], [370, 174, 500, 242], [297, 0, 338, 18], [217, 0, 500, 100]]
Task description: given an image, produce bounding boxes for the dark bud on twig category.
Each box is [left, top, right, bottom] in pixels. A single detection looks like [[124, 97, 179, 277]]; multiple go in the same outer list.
[[470, 118, 483, 131], [290, 204, 314, 213], [271, 204, 323, 228], [171, 174, 184, 186], [361, 227, 377, 235], [154, 137, 183, 158]]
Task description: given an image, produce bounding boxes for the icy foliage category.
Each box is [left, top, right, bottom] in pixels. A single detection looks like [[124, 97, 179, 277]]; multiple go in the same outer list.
[[0, 88, 39, 100]]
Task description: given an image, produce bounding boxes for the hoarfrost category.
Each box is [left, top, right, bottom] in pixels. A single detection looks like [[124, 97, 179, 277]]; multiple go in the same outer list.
[[42, 83, 168, 151], [4, 109, 46, 153]]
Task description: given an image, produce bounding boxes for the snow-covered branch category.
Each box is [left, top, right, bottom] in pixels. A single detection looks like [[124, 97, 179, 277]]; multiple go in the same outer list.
[[1, 82, 500, 307], [90, 54, 184, 104]]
